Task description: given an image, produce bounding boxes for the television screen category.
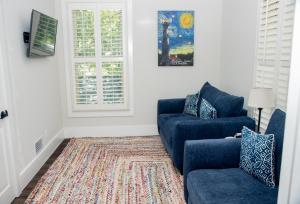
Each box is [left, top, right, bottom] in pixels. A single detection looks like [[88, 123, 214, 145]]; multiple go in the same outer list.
[[27, 10, 58, 57]]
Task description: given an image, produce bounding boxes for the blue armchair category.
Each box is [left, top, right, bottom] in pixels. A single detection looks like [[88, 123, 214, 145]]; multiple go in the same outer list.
[[157, 82, 255, 172], [183, 109, 286, 204]]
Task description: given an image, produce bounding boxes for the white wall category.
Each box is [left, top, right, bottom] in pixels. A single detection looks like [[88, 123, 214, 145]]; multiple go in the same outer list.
[[1, 0, 63, 189], [220, 0, 258, 105], [58, 0, 223, 131]]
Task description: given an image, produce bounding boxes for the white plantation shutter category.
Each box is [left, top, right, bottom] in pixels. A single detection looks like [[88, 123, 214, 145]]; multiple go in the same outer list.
[[100, 10, 123, 57], [102, 61, 124, 104], [72, 10, 95, 57], [100, 10, 125, 105], [254, 0, 295, 131], [68, 3, 128, 112], [277, 0, 295, 109], [74, 62, 97, 104]]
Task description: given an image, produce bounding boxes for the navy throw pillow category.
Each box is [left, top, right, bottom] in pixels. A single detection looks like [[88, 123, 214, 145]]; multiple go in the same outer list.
[[240, 126, 276, 187], [183, 93, 199, 116], [199, 98, 217, 119]]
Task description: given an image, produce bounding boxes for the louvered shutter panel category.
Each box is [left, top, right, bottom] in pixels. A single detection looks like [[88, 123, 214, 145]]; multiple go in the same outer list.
[[256, 0, 280, 89], [254, 0, 280, 131], [74, 62, 97, 104], [69, 3, 127, 111], [100, 10, 125, 105], [72, 10, 95, 57], [71, 9, 98, 105], [254, 0, 295, 131], [100, 10, 123, 57], [276, 0, 295, 110], [102, 62, 124, 104]]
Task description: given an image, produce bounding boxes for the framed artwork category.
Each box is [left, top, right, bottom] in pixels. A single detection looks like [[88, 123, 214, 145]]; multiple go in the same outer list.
[[158, 10, 194, 66]]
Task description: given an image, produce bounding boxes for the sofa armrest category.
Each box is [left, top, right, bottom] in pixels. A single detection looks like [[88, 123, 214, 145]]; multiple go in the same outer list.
[[157, 98, 186, 134], [157, 98, 186, 115], [240, 109, 248, 116], [183, 138, 241, 201]]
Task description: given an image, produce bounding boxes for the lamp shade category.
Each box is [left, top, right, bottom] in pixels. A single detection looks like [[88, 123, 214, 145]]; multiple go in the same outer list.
[[248, 88, 275, 108]]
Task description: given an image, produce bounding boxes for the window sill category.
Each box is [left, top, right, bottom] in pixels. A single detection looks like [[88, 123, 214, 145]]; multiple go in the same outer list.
[[68, 109, 134, 118]]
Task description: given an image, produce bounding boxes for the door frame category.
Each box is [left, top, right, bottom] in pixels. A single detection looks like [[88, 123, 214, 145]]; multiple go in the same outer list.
[[0, 0, 21, 201], [278, 0, 300, 203]]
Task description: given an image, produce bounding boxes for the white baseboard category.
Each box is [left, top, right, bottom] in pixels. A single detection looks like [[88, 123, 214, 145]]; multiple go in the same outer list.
[[64, 124, 158, 138], [18, 129, 64, 191], [0, 185, 15, 204]]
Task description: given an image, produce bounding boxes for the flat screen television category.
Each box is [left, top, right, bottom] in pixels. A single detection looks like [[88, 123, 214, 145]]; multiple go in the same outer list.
[[27, 10, 58, 57]]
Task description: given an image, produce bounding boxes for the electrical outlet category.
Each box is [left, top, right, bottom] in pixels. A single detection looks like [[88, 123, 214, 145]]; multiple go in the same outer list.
[[35, 138, 43, 154]]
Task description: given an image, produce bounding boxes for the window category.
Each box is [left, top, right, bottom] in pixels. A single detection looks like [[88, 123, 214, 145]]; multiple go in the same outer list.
[[63, 1, 132, 116], [254, 0, 296, 130]]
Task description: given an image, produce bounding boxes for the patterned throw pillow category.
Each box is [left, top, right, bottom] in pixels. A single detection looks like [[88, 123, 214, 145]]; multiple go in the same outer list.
[[183, 93, 199, 116], [240, 126, 276, 187], [240, 127, 255, 175], [199, 98, 217, 119]]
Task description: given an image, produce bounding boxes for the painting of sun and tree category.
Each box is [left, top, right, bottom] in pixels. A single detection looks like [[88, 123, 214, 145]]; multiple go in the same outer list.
[[158, 11, 194, 66]]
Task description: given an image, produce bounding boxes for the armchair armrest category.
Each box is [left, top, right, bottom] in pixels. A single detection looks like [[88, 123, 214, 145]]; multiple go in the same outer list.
[[171, 116, 254, 172], [157, 98, 186, 115], [177, 116, 255, 140], [183, 138, 241, 200]]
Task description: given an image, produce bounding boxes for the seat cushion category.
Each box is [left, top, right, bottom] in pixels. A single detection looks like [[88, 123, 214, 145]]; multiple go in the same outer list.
[[187, 168, 278, 204], [158, 113, 199, 149], [199, 82, 244, 117]]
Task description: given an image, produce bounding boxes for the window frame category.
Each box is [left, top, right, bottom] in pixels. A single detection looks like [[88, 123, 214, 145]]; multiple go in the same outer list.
[[61, 0, 134, 117]]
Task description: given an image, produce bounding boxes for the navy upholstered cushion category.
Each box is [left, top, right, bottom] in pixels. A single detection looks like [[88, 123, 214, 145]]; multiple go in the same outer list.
[[265, 109, 286, 185], [158, 113, 199, 148], [199, 98, 217, 119], [158, 113, 198, 126], [199, 82, 244, 117], [240, 126, 276, 187], [187, 168, 278, 204], [183, 93, 199, 116]]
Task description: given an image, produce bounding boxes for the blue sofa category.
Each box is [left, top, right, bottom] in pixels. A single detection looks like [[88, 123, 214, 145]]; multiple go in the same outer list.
[[183, 109, 286, 204], [157, 82, 256, 172]]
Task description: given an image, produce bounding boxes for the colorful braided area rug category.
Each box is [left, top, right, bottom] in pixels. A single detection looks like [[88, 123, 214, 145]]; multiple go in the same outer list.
[[26, 136, 184, 204]]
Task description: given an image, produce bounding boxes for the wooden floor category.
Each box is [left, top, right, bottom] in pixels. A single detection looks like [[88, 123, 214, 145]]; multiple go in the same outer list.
[[11, 139, 70, 204]]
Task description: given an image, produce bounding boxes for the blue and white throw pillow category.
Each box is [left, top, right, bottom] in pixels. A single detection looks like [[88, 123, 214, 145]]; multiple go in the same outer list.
[[183, 93, 199, 116], [199, 98, 217, 119], [240, 126, 276, 187], [253, 133, 275, 187], [240, 127, 255, 175]]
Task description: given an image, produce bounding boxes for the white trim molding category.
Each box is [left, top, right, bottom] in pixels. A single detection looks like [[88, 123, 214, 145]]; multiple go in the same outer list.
[[64, 125, 158, 138], [67, 109, 134, 118], [18, 129, 64, 192], [278, 0, 300, 203]]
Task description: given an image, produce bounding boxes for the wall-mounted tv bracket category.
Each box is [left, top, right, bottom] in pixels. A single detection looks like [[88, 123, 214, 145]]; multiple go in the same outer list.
[[23, 32, 30, 43], [0, 110, 8, 120]]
